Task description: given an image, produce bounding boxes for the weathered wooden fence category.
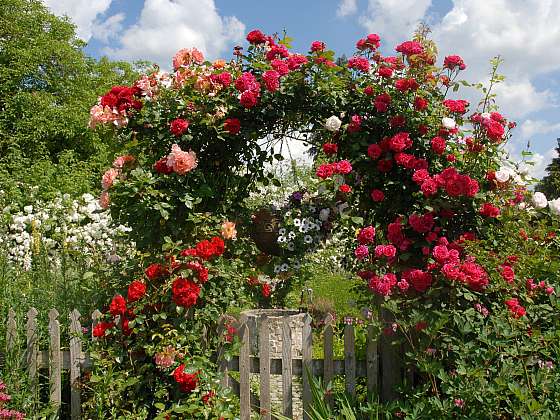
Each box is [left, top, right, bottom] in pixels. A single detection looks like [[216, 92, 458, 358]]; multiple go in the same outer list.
[[1, 309, 403, 420]]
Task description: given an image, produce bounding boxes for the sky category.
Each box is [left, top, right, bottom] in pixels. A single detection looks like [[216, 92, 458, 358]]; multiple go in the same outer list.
[[42, 0, 560, 178]]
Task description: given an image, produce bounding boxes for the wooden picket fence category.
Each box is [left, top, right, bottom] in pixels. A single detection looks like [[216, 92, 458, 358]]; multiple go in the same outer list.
[[1, 308, 403, 420]]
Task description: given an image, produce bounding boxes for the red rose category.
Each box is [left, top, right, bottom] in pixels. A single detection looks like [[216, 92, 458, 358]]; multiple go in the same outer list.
[[170, 118, 189, 137], [421, 178, 438, 197], [240, 90, 259, 108], [246, 29, 267, 44], [377, 67, 393, 78], [388, 132, 411, 152], [196, 240, 215, 260], [322, 143, 338, 155], [153, 157, 173, 174], [263, 70, 280, 92], [145, 263, 168, 280], [339, 184, 352, 193], [377, 159, 393, 173], [374, 93, 391, 112], [443, 55, 466, 70], [430, 136, 446, 155], [443, 99, 469, 114], [93, 321, 114, 338], [485, 120, 505, 143], [211, 236, 225, 256], [367, 143, 382, 160], [414, 96, 428, 111], [357, 226, 376, 244], [109, 294, 126, 316], [173, 364, 199, 392], [479, 203, 500, 218], [271, 59, 290, 76], [224, 118, 241, 135], [172, 277, 201, 308], [370, 189, 385, 202], [310, 41, 326, 52], [347, 56, 370, 72], [335, 160, 352, 174], [395, 40, 424, 56], [127, 280, 147, 303], [363, 86, 374, 96], [316, 163, 335, 179], [262, 283, 271, 298]]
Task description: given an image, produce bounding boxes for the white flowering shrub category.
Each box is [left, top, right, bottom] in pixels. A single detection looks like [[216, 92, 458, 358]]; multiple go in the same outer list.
[[0, 193, 133, 270]]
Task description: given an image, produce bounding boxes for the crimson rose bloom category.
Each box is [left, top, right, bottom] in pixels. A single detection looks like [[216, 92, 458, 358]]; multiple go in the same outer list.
[[262, 283, 271, 298], [240, 90, 259, 108], [370, 189, 385, 202], [173, 364, 200, 392], [224, 118, 241, 135], [339, 184, 352, 193], [310, 41, 325, 52], [357, 226, 376, 244], [153, 157, 173, 174], [172, 277, 201, 308], [109, 294, 126, 316], [246, 29, 267, 44], [322, 143, 338, 155], [127, 280, 147, 303], [485, 119, 505, 142], [431, 136, 446, 155], [395, 40, 424, 56], [263, 70, 280, 92], [414, 96, 428, 110], [170, 118, 189, 137], [145, 263, 168, 280], [443, 55, 466, 70], [479, 203, 501, 218]]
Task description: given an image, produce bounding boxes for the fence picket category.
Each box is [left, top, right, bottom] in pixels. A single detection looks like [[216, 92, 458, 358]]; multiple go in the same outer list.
[[48, 309, 62, 410], [302, 314, 312, 420], [344, 323, 356, 398], [239, 322, 251, 420], [380, 308, 401, 401], [25, 307, 39, 398], [6, 308, 17, 352], [282, 319, 293, 418], [69, 309, 82, 420], [366, 324, 378, 395], [323, 323, 334, 408], [258, 317, 271, 420]]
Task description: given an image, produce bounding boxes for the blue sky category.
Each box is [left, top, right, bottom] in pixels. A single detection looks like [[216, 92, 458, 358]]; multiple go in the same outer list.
[[44, 0, 560, 178]]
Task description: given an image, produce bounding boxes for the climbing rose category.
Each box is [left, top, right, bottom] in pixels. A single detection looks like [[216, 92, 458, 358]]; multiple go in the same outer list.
[[101, 168, 119, 190], [325, 116, 342, 131], [339, 184, 352, 193], [93, 321, 114, 338], [262, 283, 271, 298], [172, 277, 201, 308], [263, 70, 280, 92], [395, 40, 423, 56], [154, 157, 173, 174], [310, 41, 326, 52], [479, 203, 501, 218], [370, 189, 385, 202], [127, 280, 147, 303], [170, 118, 189, 136], [355, 245, 369, 260], [224, 118, 241, 135], [221, 221, 237, 240], [109, 294, 126, 316], [347, 56, 371, 72], [246, 29, 267, 44], [431, 136, 446, 154], [322, 143, 338, 155], [240, 90, 259, 108], [145, 263, 167, 280], [173, 364, 199, 392], [357, 226, 376, 244], [443, 55, 466, 70]]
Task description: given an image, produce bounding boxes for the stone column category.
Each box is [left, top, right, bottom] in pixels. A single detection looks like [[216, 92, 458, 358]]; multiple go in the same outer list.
[[241, 309, 306, 419]]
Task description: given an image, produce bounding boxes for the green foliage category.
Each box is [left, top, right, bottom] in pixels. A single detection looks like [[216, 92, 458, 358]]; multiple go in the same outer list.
[[0, 0, 138, 205]]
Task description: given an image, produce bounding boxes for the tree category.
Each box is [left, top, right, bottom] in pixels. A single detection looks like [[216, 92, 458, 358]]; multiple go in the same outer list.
[[537, 138, 560, 198], [0, 0, 139, 203]]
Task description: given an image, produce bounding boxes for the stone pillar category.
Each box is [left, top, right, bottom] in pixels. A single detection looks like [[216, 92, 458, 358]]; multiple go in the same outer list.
[[241, 309, 306, 419]]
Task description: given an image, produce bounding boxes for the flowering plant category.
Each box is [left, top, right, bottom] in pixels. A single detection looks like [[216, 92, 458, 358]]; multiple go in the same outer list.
[[0, 379, 24, 420], [84, 232, 242, 418]]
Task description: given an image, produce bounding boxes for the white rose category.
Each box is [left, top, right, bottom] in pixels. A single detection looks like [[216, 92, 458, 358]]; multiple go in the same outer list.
[[442, 117, 456, 129], [495, 167, 512, 183], [532, 192, 548, 209], [549, 198, 560, 216], [325, 116, 342, 132]]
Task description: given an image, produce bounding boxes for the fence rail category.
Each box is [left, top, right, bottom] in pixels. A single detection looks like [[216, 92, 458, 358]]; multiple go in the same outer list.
[[1, 308, 402, 420]]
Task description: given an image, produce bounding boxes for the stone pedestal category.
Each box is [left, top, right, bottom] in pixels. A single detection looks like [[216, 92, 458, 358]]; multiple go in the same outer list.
[[241, 309, 306, 419]]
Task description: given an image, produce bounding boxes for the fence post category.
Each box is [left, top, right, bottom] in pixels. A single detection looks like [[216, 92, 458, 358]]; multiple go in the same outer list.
[[302, 314, 312, 420], [239, 320, 251, 420], [344, 322, 356, 398], [6, 308, 17, 352], [380, 307, 401, 401], [258, 316, 271, 420], [281, 319, 293, 418], [323, 320, 334, 408], [25, 307, 39, 399], [69, 309, 83, 420], [366, 323, 379, 395], [48, 309, 62, 410]]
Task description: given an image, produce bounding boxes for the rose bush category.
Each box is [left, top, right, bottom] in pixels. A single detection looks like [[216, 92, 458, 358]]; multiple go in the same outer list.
[[88, 26, 560, 417]]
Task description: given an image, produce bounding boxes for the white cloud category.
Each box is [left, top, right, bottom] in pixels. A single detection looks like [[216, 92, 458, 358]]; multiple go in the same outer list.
[[104, 0, 245, 67], [43, 0, 112, 41], [92, 13, 125, 43], [359, 0, 432, 47], [492, 80, 555, 119], [520, 119, 560, 140], [525, 148, 557, 180], [337, 0, 359, 17]]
